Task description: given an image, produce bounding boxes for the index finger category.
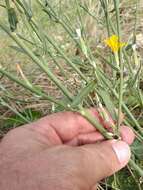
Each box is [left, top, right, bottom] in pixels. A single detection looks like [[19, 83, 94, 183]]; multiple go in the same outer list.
[[31, 109, 101, 142]]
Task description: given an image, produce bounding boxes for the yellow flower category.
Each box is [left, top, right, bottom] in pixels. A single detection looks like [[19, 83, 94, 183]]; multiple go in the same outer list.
[[104, 35, 126, 53]]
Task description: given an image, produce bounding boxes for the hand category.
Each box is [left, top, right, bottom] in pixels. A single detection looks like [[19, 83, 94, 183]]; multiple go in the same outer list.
[[0, 109, 135, 190]]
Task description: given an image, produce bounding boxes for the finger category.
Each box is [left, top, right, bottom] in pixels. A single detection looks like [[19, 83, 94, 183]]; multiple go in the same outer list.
[[65, 125, 135, 146], [28, 109, 135, 145], [96, 107, 124, 131], [120, 125, 135, 145], [75, 140, 131, 187], [30, 108, 123, 143], [31, 109, 100, 142], [96, 107, 115, 130], [91, 184, 98, 190], [66, 132, 104, 146], [11, 140, 130, 190]]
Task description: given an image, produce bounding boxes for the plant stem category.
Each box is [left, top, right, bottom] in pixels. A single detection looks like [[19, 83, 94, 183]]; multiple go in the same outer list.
[[114, 0, 124, 135], [37, 0, 78, 45], [78, 106, 143, 177], [13, 0, 88, 82], [0, 67, 66, 109], [29, 18, 87, 82], [44, 33, 87, 82], [0, 23, 73, 101], [104, 0, 111, 36], [97, 68, 143, 135], [75, 0, 85, 38], [79, 108, 113, 139], [5, 0, 10, 9], [47, 50, 69, 80], [129, 159, 143, 177], [0, 97, 30, 123]]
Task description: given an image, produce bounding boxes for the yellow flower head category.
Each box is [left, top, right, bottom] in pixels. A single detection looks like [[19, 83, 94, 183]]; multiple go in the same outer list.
[[104, 35, 126, 53]]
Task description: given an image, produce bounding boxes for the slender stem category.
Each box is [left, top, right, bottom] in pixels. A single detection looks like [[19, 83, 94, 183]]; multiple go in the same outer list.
[[133, 0, 139, 44], [104, 0, 111, 37], [0, 23, 73, 101], [47, 50, 69, 80], [127, 165, 142, 190], [0, 97, 30, 123], [97, 68, 143, 135], [123, 49, 134, 75], [95, 50, 119, 71], [37, 0, 78, 45], [79, 108, 114, 139], [114, 0, 121, 38], [5, 0, 10, 9], [78, 106, 143, 177], [44, 33, 87, 82], [129, 159, 143, 177], [29, 19, 87, 82], [113, 0, 124, 135], [0, 68, 66, 109], [75, 0, 85, 38], [13, 0, 88, 82]]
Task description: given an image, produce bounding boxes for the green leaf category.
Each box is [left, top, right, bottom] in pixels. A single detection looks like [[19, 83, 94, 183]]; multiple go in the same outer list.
[[129, 63, 142, 88], [8, 8, 18, 32], [107, 169, 140, 190], [10, 45, 27, 54], [16, 0, 32, 20], [138, 89, 143, 108], [131, 139, 143, 160], [97, 88, 117, 120], [71, 80, 96, 108]]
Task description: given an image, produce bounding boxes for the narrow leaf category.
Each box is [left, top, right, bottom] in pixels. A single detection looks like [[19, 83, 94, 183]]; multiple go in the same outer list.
[[71, 80, 96, 107], [7, 8, 18, 32], [97, 88, 117, 120]]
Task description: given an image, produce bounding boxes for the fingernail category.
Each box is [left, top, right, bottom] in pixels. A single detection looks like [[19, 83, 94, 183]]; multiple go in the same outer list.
[[112, 141, 131, 165]]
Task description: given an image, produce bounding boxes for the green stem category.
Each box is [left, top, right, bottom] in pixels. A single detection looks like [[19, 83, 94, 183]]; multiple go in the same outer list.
[[0, 97, 30, 123], [0, 23, 73, 101], [104, 0, 111, 37], [114, 0, 123, 134], [37, 0, 78, 45], [44, 34, 87, 82], [79, 108, 113, 139], [13, 0, 88, 82], [75, 0, 85, 38], [78, 106, 143, 177], [109, 19, 116, 34], [29, 19, 87, 82], [117, 64, 124, 135], [47, 50, 69, 80], [114, 52, 120, 67], [0, 68, 66, 109], [113, 0, 121, 38], [123, 49, 134, 75], [97, 68, 143, 135], [129, 159, 143, 177], [5, 0, 10, 9], [95, 50, 119, 71]]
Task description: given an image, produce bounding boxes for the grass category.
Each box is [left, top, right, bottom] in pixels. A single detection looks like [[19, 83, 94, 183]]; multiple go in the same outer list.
[[0, 0, 143, 189]]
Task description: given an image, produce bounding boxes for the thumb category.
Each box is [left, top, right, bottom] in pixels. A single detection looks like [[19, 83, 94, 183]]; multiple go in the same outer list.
[[75, 140, 131, 186]]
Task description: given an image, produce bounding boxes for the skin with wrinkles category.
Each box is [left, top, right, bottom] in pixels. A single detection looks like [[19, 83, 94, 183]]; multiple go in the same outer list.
[[0, 109, 135, 190]]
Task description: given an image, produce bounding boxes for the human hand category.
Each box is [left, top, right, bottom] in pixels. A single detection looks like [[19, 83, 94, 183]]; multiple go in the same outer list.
[[0, 109, 135, 190]]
